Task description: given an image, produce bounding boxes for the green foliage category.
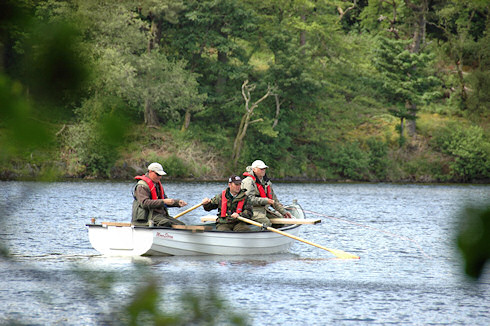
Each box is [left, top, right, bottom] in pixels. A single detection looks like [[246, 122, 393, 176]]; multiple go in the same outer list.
[[467, 67, 490, 117], [1, 0, 489, 183], [0, 76, 52, 158], [360, 0, 404, 34], [240, 131, 293, 175], [432, 0, 489, 113], [331, 142, 370, 180], [366, 137, 389, 180], [66, 100, 130, 177], [21, 21, 89, 104], [115, 279, 248, 325], [74, 268, 248, 325], [160, 155, 191, 178], [432, 123, 490, 181], [456, 204, 490, 279], [135, 52, 206, 123], [373, 36, 441, 107], [161, 0, 257, 115], [372, 35, 442, 144], [0, 1, 88, 180]]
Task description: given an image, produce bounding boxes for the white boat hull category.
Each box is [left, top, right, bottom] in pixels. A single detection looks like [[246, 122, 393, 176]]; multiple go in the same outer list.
[[88, 224, 301, 256], [87, 202, 305, 256]]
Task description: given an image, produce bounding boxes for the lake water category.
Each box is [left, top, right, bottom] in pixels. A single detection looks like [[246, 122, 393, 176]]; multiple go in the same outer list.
[[1, 180, 489, 325]]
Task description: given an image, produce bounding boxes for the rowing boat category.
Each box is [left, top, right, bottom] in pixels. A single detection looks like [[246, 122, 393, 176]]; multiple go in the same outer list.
[[87, 201, 309, 256]]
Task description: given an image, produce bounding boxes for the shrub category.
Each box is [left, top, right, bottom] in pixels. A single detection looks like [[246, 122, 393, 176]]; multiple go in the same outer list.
[[366, 137, 388, 180], [331, 142, 370, 180], [66, 112, 128, 177], [161, 155, 191, 178], [432, 123, 490, 181]]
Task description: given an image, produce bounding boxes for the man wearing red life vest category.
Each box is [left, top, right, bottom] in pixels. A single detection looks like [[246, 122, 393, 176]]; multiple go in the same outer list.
[[131, 162, 187, 227], [241, 160, 292, 226], [201, 175, 253, 231]]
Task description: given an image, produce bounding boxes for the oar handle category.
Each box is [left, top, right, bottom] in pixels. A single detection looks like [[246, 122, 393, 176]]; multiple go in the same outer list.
[[174, 202, 203, 219]]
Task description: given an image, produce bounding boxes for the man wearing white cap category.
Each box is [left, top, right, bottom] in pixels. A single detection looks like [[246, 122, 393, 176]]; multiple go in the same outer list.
[[241, 160, 292, 226], [131, 162, 188, 227]]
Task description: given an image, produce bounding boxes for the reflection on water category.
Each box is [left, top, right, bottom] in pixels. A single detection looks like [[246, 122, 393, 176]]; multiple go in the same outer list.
[[1, 181, 489, 325]]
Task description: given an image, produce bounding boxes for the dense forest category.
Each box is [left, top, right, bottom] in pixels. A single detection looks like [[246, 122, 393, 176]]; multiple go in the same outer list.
[[1, 0, 489, 182]]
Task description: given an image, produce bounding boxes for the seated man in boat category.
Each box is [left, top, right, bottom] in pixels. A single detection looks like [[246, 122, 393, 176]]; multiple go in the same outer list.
[[132, 162, 187, 227], [201, 175, 253, 231], [241, 160, 292, 227]]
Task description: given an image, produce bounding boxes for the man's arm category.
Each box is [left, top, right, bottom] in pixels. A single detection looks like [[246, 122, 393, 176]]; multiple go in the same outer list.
[[269, 184, 292, 218], [135, 183, 185, 208], [203, 193, 220, 211], [240, 197, 254, 219]]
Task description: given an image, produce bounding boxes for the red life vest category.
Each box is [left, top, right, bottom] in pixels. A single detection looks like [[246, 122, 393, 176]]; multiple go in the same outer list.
[[220, 189, 245, 217], [243, 172, 272, 199], [135, 175, 165, 199]]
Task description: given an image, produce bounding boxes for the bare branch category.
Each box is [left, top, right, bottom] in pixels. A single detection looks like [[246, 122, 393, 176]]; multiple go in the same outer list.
[[232, 81, 274, 168], [56, 124, 66, 137], [337, 0, 357, 21]]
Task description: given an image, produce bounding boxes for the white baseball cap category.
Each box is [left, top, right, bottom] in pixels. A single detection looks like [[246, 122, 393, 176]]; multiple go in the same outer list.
[[251, 160, 268, 169], [148, 162, 167, 175]]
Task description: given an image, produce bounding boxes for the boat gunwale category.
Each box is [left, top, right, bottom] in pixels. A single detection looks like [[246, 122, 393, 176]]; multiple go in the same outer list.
[[85, 223, 301, 233]]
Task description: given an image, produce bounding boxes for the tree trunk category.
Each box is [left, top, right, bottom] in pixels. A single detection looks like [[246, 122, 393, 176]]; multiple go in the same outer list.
[[406, 0, 428, 137], [407, 102, 417, 137], [144, 16, 162, 127], [232, 113, 252, 168], [408, 0, 427, 53], [216, 51, 228, 94], [300, 13, 306, 54], [181, 110, 191, 132], [272, 94, 282, 129], [144, 99, 159, 127], [148, 16, 162, 52], [456, 59, 468, 109], [399, 117, 405, 145]]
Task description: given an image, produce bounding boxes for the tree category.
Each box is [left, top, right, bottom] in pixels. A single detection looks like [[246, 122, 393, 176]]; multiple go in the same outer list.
[[30, 0, 205, 176], [360, 0, 432, 136], [0, 0, 89, 176], [160, 0, 258, 129], [44, 0, 205, 129], [430, 0, 489, 114], [232, 80, 274, 168], [138, 0, 184, 126], [372, 36, 440, 145]]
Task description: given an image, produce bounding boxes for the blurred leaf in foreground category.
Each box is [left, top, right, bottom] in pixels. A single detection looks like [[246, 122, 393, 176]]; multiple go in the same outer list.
[[456, 204, 490, 279]]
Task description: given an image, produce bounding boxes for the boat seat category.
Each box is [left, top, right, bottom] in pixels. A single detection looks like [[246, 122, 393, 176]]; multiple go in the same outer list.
[[101, 222, 132, 227], [171, 225, 213, 232]]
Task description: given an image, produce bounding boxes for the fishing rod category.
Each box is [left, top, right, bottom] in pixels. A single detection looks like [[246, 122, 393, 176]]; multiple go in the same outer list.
[[303, 209, 432, 259]]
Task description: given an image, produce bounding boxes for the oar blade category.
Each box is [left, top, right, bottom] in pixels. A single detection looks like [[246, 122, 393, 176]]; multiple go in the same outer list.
[[329, 248, 360, 260], [237, 216, 360, 259]]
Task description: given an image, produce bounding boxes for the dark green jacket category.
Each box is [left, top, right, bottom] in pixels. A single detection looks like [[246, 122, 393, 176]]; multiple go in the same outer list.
[[203, 188, 253, 224]]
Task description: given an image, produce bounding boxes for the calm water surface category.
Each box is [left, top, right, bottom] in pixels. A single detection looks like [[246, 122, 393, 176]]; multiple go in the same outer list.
[[1, 181, 489, 325]]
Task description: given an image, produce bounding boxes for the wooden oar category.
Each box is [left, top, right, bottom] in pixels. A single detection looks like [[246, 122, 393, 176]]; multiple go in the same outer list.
[[174, 202, 203, 219], [237, 216, 360, 259]]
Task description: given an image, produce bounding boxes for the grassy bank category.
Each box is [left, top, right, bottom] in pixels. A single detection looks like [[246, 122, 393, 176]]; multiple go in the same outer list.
[[1, 111, 488, 183]]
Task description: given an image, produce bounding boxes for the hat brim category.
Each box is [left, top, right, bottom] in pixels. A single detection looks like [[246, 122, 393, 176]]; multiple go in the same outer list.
[[154, 170, 166, 175]]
